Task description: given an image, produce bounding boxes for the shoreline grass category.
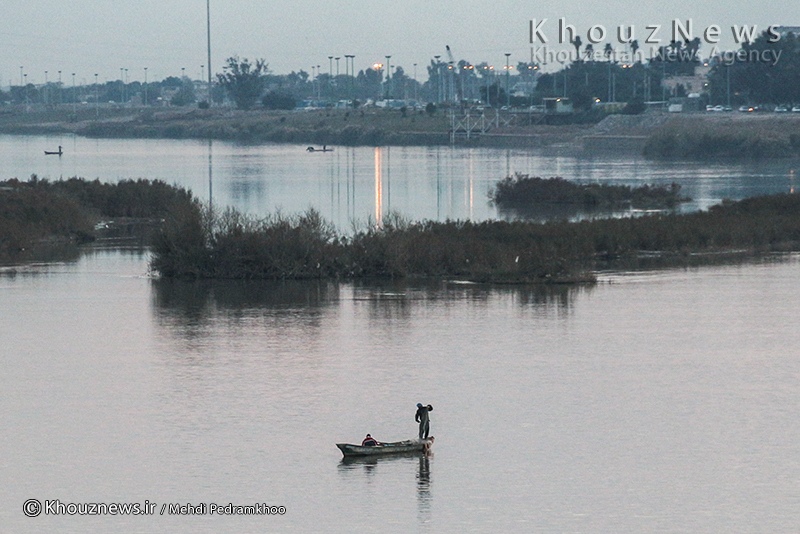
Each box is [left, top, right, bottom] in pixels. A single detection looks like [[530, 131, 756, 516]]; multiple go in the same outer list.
[[0, 176, 194, 262], [151, 192, 800, 283]]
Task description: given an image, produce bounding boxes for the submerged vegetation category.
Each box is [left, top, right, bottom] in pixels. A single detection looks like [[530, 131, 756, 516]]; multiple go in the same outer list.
[[491, 174, 689, 211], [152, 192, 800, 283], [0, 176, 194, 261]]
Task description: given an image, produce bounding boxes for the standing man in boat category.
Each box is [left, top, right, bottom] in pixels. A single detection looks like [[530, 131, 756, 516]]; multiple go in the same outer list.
[[415, 403, 433, 440]]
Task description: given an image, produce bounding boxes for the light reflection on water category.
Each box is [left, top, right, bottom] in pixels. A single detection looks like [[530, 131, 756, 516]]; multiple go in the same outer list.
[[1, 134, 798, 229]]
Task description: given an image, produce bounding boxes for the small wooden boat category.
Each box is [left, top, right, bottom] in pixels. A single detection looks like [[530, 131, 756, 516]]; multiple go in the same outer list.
[[336, 437, 434, 457], [306, 145, 334, 152], [44, 146, 63, 156]]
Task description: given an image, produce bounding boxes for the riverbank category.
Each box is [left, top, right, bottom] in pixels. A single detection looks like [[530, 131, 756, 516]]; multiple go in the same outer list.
[[3, 105, 800, 155], [0, 105, 586, 148]]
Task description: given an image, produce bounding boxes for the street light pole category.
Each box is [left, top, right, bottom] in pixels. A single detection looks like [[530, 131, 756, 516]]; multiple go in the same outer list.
[[94, 73, 99, 117], [726, 64, 731, 108], [144, 67, 148, 106], [345, 55, 355, 103], [328, 56, 333, 96], [434, 55, 441, 103], [505, 53, 511, 108], [413, 63, 417, 102], [207, 0, 212, 105], [385, 56, 391, 99]]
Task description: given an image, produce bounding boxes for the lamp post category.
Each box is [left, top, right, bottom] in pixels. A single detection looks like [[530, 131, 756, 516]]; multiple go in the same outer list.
[[726, 64, 731, 108], [58, 71, 62, 105], [207, 0, 212, 106], [434, 55, 441, 103], [72, 73, 76, 113], [413, 63, 417, 102], [385, 56, 391, 99], [504, 53, 511, 108], [328, 56, 333, 96], [200, 65, 205, 102], [144, 67, 148, 106], [335, 57, 340, 76], [44, 71, 48, 106], [344, 55, 355, 102]]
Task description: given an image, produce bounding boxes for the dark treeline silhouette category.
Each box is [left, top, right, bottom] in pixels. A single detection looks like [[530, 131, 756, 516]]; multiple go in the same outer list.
[[491, 175, 688, 209], [706, 30, 800, 106]]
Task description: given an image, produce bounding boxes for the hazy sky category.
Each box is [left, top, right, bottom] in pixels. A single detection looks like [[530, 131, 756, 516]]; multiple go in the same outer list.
[[2, 0, 794, 86]]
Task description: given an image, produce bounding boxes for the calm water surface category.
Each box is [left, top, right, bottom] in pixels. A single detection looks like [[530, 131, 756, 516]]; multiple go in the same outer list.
[[2, 134, 799, 227], [2, 249, 800, 533], [3, 135, 800, 532]]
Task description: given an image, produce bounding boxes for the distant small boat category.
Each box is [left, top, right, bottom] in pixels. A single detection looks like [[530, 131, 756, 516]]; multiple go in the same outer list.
[[307, 145, 334, 152], [44, 146, 63, 156], [336, 437, 434, 457]]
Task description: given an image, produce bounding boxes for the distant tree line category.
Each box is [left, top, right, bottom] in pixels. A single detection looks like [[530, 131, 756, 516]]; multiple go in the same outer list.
[[706, 30, 800, 105]]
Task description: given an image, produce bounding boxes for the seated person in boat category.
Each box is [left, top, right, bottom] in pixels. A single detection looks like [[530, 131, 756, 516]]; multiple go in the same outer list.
[[361, 434, 379, 446]]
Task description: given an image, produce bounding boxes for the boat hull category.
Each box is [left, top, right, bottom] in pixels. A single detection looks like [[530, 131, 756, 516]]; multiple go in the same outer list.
[[336, 437, 434, 457]]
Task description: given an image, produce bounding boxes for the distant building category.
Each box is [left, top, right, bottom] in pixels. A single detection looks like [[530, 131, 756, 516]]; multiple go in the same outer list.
[[543, 97, 573, 113], [662, 64, 711, 97]]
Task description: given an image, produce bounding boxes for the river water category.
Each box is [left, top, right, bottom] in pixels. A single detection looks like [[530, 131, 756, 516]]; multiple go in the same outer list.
[[2, 134, 798, 227], [2, 135, 800, 533]]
